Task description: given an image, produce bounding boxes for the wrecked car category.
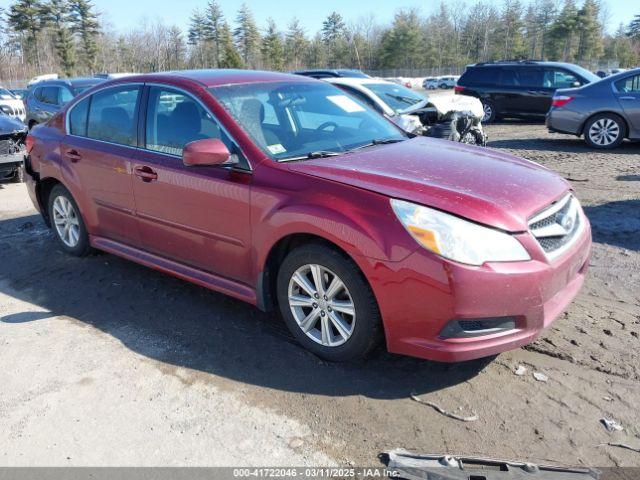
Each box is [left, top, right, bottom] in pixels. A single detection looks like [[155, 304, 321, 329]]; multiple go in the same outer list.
[[0, 87, 26, 122], [0, 111, 27, 183], [325, 76, 486, 145]]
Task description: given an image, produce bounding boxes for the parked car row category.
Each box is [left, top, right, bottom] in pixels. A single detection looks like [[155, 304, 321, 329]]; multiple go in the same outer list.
[[422, 75, 460, 90], [23, 69, 592, 363], [455, 60, 640, 149]]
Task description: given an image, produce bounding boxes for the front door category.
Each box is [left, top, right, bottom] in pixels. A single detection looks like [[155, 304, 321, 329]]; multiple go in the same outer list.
[[132, 86, 252, 283], [61, 85, 142, 247]]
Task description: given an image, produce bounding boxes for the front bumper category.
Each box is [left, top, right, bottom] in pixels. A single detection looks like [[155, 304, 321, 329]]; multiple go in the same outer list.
[[0, 151, 25, 177], [362, 218, 592, 362]]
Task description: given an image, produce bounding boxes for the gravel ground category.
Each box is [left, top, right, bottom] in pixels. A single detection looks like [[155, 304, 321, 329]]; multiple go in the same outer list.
[[0, 123, 638, 468]]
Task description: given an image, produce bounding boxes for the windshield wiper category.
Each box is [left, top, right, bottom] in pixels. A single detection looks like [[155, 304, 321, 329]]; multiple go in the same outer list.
[[279, 150, 342, 162], [348, 138, 406, 152], [385, 93, 421, 105]]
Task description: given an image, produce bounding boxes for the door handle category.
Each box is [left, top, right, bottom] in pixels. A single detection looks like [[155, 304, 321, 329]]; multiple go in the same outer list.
[[134, 165, 158, 182], [65, 149, 82, 162], [618, 96, 635, 101]]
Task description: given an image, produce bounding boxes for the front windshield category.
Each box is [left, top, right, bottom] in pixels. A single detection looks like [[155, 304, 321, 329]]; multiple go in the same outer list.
[[365, 83, 426, 112], [0, 88, 15, 100], [569, 65, 601, 83], [210, 81, 406, 161]]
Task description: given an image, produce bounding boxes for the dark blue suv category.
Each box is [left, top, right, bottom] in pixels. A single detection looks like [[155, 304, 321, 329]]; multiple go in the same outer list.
[[456, 60, 600, 122]]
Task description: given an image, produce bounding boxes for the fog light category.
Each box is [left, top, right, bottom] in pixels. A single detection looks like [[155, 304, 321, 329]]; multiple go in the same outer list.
[[439, 317, 516, 339]]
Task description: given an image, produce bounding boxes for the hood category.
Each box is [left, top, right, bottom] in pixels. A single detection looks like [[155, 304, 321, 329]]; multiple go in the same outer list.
[[0, 113, 27, 134], [287, 137, 570, 232]]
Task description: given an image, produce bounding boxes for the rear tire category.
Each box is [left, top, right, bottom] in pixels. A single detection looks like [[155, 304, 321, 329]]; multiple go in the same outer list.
[[481, 100, 496, 123], [583, 113, 626, 149], [276, 243, 382, 362], [47, 184, 92, 256]]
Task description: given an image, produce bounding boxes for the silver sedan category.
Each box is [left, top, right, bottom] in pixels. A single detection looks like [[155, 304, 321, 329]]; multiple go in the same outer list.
[[546, 67, 640, 149]]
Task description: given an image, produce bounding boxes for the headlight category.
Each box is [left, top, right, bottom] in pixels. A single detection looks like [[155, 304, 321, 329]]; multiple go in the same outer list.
[[391, 199, 530, 266]]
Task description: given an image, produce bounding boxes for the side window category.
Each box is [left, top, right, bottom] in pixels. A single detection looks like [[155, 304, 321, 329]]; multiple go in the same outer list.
[[41, 86, 60, 105], [517, 68, 544, 88], [145, 87, 225, 156], [33, 87, 44, 102], [615, 75, 640, 93], [86, 86, 140, 146], [60, 87, 74, 105], [499, 68, 519, 86], [544, 69, 579, 88], [69, 97, 90, 136]]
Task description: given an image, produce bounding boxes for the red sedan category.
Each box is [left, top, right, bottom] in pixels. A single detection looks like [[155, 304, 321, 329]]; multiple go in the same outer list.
[[24, 70, 591, 362]]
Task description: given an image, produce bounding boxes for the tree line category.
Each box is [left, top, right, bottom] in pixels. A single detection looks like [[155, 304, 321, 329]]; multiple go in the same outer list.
[[1, 0, 639, 84]]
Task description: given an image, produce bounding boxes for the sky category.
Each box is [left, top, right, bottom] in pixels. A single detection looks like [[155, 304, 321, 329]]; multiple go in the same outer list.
[[0, 0, 636, 35]]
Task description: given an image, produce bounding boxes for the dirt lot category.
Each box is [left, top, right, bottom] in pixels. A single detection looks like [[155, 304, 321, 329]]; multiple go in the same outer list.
[[0, 123, 639, 468]]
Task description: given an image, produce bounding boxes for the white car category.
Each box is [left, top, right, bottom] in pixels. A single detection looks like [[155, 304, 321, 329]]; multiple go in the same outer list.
[[438, 76, 460, 89], [324, 77, 486, 144], [422, 77, 439, 90], [0, 87, 26, 122]]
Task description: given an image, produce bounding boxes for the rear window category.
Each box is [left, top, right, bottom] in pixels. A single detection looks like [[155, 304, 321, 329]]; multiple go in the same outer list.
[[460, 68, 498, 85], [615, 75, 640, 93], [86, 86, 140, 146]]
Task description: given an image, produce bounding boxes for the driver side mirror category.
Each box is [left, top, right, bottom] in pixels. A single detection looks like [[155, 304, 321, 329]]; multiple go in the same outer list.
[[571, 81, 581, 88], [183, 138, 231, 167]]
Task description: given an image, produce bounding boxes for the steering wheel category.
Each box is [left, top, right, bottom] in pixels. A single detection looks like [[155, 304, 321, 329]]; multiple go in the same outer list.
[[316, 121, 338, 132]]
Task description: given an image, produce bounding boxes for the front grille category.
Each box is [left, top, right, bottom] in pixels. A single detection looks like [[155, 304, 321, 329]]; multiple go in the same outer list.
[[0, 132, 26, 156], [529, 193, 582, 259]]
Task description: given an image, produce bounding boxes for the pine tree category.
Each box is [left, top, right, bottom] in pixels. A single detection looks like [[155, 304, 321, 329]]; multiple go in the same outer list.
[[69, 0, 99, 73], [377, 9, 424, 69], [7, 0, 48, 69], [188, 9, 207, 67], [203, 0, 224, 67], [547, 0, 579, 61], [321, 12, 348, 67], [261, 18, 284, 71], [220, 21, 243, 68], [233, 3, 260, 68], [285, 18, 308, 70], [576, 0, 603, 64], [498, 0, 527, 60], [627, 14, 640, 39], [48, 0, 76, 76]]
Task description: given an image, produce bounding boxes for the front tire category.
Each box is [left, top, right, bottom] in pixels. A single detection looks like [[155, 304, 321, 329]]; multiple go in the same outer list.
[[276, 243, 382, 362], [48, 184, 92, 256], [583, 113, 626, 149]]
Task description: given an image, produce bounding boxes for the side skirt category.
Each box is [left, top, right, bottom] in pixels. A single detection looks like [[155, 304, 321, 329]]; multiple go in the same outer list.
[[90, 236, 257, 306]]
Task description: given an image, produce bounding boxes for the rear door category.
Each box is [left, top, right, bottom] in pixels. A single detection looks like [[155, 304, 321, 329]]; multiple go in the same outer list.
[[61, 84, 142, 247], [614, 74, 640, 133], [510, 66, 546, 115], [132, 85, 252, 283], [541, 68, 583, 113]]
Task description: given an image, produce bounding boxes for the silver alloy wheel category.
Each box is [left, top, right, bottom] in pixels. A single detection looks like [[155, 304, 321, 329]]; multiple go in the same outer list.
[[52, 195, 80, 248], [482, 103, 492, 122], [588, 118, 620, 146], [287, 264, 356, 347]]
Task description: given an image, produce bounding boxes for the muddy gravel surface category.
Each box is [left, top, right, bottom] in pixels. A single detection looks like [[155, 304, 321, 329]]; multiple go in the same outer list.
[[0, 123, 639, 467]]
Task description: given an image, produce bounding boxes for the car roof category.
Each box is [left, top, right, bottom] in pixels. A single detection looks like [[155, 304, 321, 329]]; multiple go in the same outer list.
[[293, 69, 369, 79], [469, 60, 583, 69], [119, 69, 314, 88], [33, 77, 105, 88]]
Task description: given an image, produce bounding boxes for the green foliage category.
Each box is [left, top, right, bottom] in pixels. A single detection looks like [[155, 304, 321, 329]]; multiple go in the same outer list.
[[48, 0, 76, 76], [285, 18, 309, 70], [233, 3, 260, 68], [321, 12, 348, 67], [219, 21, 244, 68], [69, 0, 99, 72], [262, 18, 284, 71], [627, 14, 640, 39]]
